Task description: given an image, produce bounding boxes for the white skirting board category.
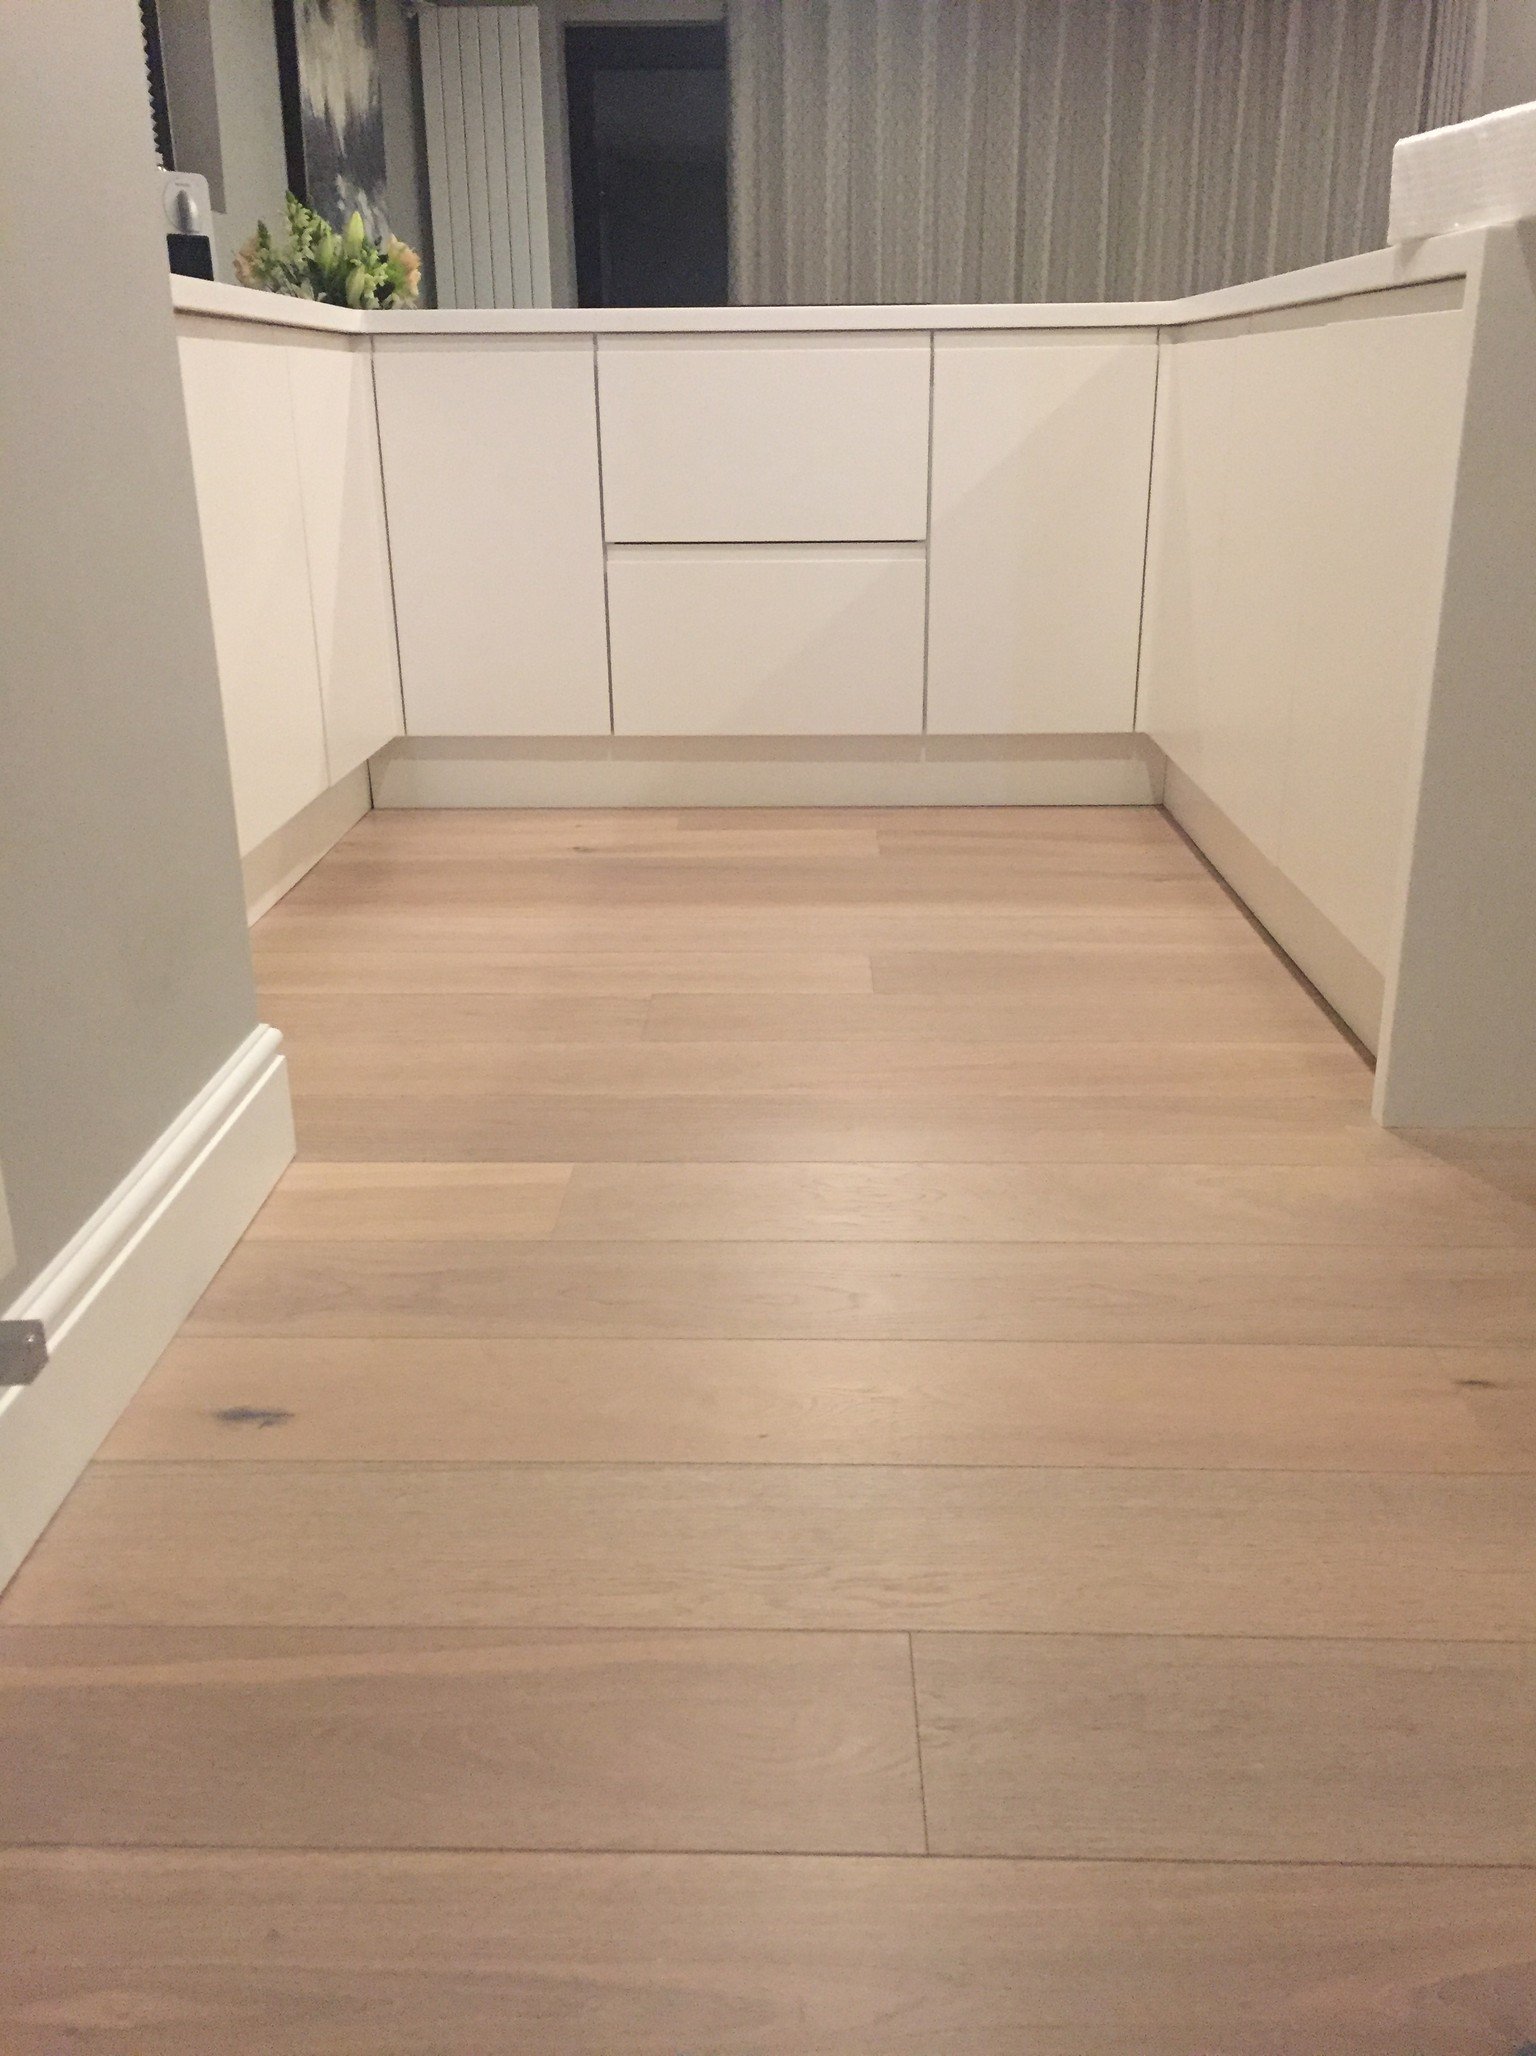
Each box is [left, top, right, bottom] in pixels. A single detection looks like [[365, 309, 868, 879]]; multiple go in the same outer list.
[[0, 1027, 294, 1592], [1162, 761, 1384, 1051], [242, 763, 372, 924], [370, 735, 1167, 809]]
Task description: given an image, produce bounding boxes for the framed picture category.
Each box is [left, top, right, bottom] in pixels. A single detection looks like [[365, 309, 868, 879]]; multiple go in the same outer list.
[[273, 0, 390, 240]]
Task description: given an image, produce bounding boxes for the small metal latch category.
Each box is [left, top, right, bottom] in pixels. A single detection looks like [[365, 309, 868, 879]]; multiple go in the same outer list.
[[0, 1321, 48, 1387]]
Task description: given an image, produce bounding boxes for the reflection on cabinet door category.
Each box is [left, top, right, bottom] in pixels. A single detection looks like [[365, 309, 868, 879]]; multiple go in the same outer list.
[[608, 545, 926, 736], [285, 335, 404, 779], [927, 335, 1156, 735], [178, 327, 329, 854], [373, 337, 611, 737]]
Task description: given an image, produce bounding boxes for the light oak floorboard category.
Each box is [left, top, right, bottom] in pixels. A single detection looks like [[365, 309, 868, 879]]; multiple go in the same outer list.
[[2, 1850, 1533, 2054], [267, 993, 651, 1039], [912, 1633, 1536, 1863], [265, 994, 649, 1044], [252, 947, 876, 996], [642, 984, 1341, 1043], [246, 1163, 572, 1241], [872, 943, 1309, 995], [280, 1037, 1369, 1101], [287, 1088, 1412, 1163], [339, 817, 885, 861], [0, 1628, 923, 1854], [97, 1338, 1536, 1472], [182, 1237, 1536, 1344], [683, 803, 1174, 838], [549, 1159, 1536, 1245], [314, 838, 1209, 884], [6, 1464, 1534, 1637], [279, 858, 1220, 913], [254, 905, 1255, 953]]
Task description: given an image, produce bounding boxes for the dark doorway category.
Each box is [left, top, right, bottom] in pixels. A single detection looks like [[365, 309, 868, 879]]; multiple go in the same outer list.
[[565, 23, 729, 309]]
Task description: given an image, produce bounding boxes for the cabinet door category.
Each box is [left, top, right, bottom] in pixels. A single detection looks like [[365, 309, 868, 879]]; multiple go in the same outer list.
[[373, 337, 610, 736], [1266, 308, 1466, 967], [178, 325, 330, 854], [926, 335, 1156, 734], [1140, 289, 1468, 973], [598, 335, 931, 542], [285, 335, 404, 778], [1137, 331, 1258, 818], [608, 545, 926, 735]]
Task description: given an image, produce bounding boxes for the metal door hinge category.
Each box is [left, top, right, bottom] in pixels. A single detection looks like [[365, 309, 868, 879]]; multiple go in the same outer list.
[[0, 1321, 48, 1386]]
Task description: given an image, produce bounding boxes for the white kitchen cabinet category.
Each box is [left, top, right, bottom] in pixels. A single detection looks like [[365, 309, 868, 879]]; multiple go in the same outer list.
[[177, 324, 330, 854], [372, 336, 611, 735], [1140, 292, 1468, 967], [597, 335, 931, 542], [926, 334, 1156, 735], [284, 334, 404, 778], [1265, 308, 1467, 967], [607, 545, 927, 735], [1138, 325, 1292, 854], [1135, 330, 1237, 802]]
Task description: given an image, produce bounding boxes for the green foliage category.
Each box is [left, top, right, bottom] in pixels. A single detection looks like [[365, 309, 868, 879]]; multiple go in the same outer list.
[[235, 195, 421, 310]]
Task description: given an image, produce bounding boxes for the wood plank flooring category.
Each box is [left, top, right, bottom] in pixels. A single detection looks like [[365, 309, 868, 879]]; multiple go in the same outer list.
[[5, 804, 1536, 2052]]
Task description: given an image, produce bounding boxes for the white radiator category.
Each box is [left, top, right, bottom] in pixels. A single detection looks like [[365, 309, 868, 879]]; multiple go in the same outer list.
[[417, 4, 552, 309]]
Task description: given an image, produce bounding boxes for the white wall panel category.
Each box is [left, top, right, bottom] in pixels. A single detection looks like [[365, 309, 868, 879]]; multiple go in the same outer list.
[[608, 545, 926, 735], [419, 6, 551, 310], [927, 334, 1156, 734], [597, 335, 931, 542], [177, 327, 329, 854], [1139, 287, 1470, 971], [373, 337, 610, 737], [1268, 311, 1467, 967], [284, 336, 404, 781]]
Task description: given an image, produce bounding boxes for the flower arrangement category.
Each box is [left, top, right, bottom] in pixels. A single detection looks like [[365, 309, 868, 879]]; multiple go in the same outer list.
[[235, 195, 422, 309]]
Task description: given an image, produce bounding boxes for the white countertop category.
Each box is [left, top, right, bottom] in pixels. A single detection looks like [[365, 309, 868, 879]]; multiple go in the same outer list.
[[172, 231, 1479, 338]]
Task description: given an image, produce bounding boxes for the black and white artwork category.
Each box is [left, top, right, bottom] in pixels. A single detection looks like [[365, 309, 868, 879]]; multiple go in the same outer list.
[[278, 0, 390, 241]]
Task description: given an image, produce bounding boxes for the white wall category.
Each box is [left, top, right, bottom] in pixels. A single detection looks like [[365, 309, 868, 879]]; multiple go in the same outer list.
[[1474, 0, 1536, 111], [379, 0, 432, 280], [204, 0, 290, 275], [0, 0, 259, 1296]]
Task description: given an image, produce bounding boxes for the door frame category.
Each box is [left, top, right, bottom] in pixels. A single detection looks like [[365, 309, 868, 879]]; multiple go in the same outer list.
[[563, 20, 729, 309]]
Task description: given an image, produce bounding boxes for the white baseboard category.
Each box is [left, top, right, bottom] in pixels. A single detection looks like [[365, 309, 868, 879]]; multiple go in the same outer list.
[[0, 1027, 294, 1590], [242, 764, 372, 924], [370, 735, 1166, 809], [1162, 761, 1384, 1051]]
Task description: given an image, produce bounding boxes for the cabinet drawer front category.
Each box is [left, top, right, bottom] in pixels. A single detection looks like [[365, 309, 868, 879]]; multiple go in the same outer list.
[[373, 338, 611, 738], [608, 546, 927, 736], [927, 334, 1156, 736], [598, 336, 931, 543]]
